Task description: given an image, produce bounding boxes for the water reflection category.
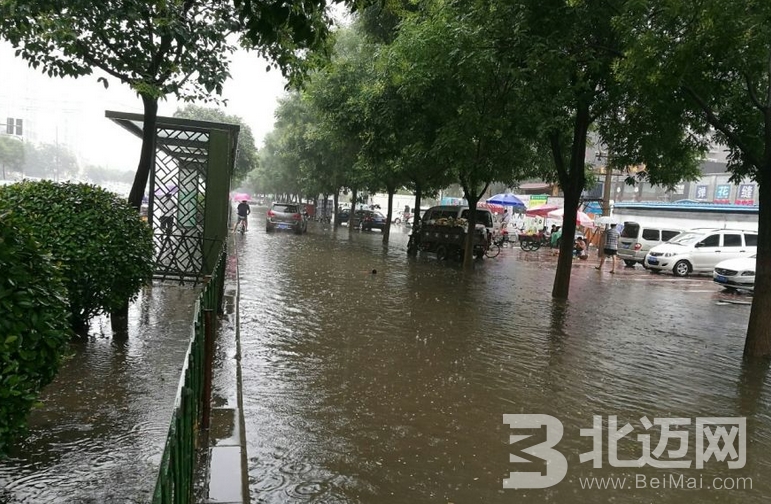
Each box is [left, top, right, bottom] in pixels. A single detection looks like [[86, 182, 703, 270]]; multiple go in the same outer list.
[[238, 222, 770, 503], [0, 285, 199, 503]]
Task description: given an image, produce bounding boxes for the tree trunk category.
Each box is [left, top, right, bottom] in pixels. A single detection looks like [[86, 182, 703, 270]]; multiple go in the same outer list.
[[413, 183, 422, 228], [737, 358, 770, 415], [552, 186, 581, 297], [463, 194, 480, 270], [127, 94, 159, 210], [462, 182, 489, 270], [349, 188, 357, 235], [744, 162, 771, 358], [383, 186, 394, 245], [110, 300, 129, 338], [333, 190, 340, 228], [409, 183, 423, 257], [551, 103, 590, 299]]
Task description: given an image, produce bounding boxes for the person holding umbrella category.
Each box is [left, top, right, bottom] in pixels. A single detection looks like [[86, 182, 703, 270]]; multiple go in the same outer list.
[[233, 199, 251, 232]]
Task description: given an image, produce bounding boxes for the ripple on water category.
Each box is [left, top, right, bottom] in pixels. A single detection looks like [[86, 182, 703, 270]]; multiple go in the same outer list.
[[237, 226, 769, 504], [0, 285, 197, 503]]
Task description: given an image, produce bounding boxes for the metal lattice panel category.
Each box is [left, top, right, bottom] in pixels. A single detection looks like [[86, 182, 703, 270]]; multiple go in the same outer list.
[[106, 110, 240, 283], [149, 128, 209, 282]]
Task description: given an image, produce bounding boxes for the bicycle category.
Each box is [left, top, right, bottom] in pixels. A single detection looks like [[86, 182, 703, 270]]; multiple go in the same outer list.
[[235, 217, 247, 234], [407, 225, 421, 256], [518, 232, 548, 251], [483, 234, 501, 258]]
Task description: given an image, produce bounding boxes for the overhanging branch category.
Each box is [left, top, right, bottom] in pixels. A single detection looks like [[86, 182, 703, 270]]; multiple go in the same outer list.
[[681, 84, 763, 169]]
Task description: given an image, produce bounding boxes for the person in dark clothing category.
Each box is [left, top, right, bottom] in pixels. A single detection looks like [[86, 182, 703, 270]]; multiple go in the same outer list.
[[234, 201, 251, 232]]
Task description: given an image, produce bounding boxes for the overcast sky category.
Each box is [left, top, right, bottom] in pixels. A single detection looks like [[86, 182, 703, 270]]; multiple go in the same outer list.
[[0, 40, 289, 172]]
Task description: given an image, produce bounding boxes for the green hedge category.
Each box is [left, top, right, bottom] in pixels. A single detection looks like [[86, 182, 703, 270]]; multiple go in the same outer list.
[[0, 211, 71, 454], [0, 181, 155, 329]]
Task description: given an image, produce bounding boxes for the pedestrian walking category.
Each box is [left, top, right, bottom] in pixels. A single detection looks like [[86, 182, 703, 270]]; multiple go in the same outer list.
[[596, 223, 620, 273]]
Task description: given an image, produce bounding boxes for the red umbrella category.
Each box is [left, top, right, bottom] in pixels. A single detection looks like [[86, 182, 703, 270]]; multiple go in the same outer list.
[[525, 204, 560, 217], [547, 207, 596, 228], [477, 202, 505, 214]]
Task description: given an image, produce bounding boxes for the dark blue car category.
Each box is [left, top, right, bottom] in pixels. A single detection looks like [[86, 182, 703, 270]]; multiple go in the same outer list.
[[358, 210, 387, 231]]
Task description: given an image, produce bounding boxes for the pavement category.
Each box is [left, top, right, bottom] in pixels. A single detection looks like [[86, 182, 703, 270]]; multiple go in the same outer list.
[[198, 239, 249, 504]]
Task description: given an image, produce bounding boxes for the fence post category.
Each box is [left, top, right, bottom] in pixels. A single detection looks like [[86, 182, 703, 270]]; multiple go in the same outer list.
[[202, 308, 215, 430]]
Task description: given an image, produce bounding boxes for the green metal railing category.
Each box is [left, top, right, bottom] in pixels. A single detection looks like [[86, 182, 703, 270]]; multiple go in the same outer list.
[[152, 243, 227, 504]]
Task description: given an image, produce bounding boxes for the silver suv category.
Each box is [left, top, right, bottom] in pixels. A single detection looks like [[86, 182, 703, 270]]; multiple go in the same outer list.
[[645, 228, 757, 277], [266, 202, 308, 234]]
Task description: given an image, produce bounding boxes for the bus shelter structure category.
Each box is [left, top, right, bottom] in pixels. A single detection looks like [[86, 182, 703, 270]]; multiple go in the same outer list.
[[106, 111, 240, 283]]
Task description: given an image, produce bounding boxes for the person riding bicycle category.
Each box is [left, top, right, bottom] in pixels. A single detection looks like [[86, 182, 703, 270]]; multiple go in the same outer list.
[[234, 200, 251, 232]]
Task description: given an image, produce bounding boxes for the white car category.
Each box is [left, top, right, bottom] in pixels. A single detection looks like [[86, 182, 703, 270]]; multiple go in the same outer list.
[[644, 228, 757, 277], [713, 255, 756, 292]]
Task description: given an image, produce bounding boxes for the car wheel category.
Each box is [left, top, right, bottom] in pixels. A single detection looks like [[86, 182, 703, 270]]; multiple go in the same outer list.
[[624, 260, 637, 267], [266, 225, 273, 233], [435, 245, 448, 261], [673, 260, 691, 277]]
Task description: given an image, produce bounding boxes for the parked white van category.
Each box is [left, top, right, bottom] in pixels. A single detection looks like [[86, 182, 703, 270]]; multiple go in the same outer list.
[[644, 228, 758, 277], [617, 221, 684, 267]]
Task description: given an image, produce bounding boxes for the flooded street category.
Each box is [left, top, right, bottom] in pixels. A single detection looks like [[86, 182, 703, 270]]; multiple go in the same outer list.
[[238, 219, 770, 503], [0, 286, 199, 504]]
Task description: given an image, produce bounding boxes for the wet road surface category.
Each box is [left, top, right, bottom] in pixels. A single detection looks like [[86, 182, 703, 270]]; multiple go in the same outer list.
[[0, 285, 199, 504], [237, 219, 770, 503]]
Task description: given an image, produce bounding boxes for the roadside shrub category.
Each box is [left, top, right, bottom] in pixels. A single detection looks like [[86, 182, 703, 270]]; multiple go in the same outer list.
[[0, 181, 154, 330], [0, 210, 71, 454]]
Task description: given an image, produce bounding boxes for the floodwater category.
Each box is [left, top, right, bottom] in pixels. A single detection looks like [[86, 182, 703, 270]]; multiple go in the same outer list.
[[0, 285, 199, 504], [238, 219, 771, 503]]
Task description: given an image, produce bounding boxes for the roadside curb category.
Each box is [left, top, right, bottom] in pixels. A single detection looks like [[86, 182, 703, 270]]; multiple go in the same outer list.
[[202, 237, 249, 503]]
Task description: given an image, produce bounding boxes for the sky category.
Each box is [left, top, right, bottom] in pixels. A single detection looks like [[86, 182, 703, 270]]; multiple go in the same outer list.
[[0, 40, 289, 172]]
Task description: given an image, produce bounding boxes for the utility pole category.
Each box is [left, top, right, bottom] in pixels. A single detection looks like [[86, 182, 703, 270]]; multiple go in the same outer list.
[[602, 167, 612, 216], [596, 150, 612, 216], [595, 149, 613, 259]]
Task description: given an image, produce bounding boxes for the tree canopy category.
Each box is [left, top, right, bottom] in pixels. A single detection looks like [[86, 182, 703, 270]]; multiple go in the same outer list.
[[0, 0, 365, 208], [173, 104, 259, 182], [616, 0, 771, 356]]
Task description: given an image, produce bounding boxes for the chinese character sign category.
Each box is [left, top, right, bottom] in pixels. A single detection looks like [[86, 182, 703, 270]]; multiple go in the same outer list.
[[736, 184, 755, 205], [714, 184, 731, 203], [528, 195, 548, 208], [695, 185, 708, 200], [504, 414, 747, 489]]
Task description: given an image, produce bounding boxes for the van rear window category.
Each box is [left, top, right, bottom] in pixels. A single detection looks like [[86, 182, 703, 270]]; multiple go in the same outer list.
[[460, 209, 493, 228], [621, 222, 639, 238], [661, 230, 680, 241]]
